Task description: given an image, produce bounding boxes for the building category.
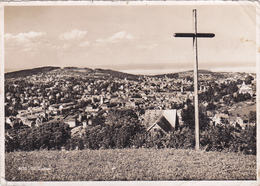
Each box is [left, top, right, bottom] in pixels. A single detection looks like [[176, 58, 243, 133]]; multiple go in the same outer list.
[[65, 116, 77, 128], [239, 81, 253, 96], [143, 110, 179, 135], [212, 113, 229, 126]]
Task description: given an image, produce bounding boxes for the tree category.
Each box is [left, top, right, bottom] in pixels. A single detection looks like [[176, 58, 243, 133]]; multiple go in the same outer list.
[[249, 111, 256, 123], [234, 93, 247, 102], [207, 102, 215, 110], [12, 120, 72, 151], [237, 79, 243, 85], [186, 76, 193, 82], [245, 75, 254, 85], [181, 104, 210, 131], [5, 129, 20, 152], [80, 109, 146, 149], [244, 93, 251, 100], [227, 81, 238, 95], [102, 109, 145, 148]]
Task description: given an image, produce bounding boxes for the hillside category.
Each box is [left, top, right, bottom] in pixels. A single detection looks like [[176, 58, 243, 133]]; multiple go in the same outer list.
[[5, 66, 61, 79], [4, 66, 253, 81], [5, 66, 140, 80], [94, 68, 140, 80], [5, 148, 256, 181], [151, 72, 179, 79]]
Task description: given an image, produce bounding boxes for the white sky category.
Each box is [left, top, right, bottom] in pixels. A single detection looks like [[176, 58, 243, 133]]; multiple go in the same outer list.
[[4, 3, 256, 75]]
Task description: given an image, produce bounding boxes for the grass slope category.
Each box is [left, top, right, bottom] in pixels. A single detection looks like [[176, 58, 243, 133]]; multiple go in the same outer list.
[[5, 148, 256, 181], [230, 104, 256, 118]]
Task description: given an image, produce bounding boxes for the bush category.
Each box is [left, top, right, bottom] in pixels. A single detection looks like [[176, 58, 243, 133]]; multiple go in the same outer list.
[[181, 104, 210, 131], [201, 125, 233, 151], [5, 129, 20, 152], [5, 108, 256, 156], [64, 109, 147, 150], [166, 127, 195, 149], [130, 132, 147, 148], [200, 125, 256, 155], [5, 120, 71, 152], [238, 126, 256, 155], [30, 120, 71, 150]]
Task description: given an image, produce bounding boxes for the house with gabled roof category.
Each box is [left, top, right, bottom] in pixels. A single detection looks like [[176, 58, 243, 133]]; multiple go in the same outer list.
[[143, 110, 179, 135], [64, 115, 77, 128]]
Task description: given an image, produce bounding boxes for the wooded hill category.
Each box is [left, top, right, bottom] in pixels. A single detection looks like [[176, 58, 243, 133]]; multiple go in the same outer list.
[[5, 66, 252, 80], [5, 66, 61, 79]]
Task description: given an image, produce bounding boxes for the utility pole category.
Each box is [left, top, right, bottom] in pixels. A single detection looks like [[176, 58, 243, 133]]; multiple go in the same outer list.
[[174, 9, 215, 150]]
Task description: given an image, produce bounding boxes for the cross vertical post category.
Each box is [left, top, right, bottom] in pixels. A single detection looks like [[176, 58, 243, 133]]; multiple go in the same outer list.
[[193, 9, 199, 151], [173, 9, 215, 151]]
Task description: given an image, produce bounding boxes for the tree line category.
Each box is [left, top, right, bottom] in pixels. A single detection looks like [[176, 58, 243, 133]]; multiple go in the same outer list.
[[5, 108, 256, 155]]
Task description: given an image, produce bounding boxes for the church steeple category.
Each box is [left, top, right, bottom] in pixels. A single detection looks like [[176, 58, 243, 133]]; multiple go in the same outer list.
[[181, 79, 184, 93]]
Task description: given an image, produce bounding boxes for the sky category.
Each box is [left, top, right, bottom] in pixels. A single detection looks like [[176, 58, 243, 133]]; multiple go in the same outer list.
[[4, 3, 257, 75]]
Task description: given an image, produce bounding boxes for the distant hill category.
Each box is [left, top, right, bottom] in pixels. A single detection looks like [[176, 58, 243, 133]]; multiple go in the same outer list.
[[183, 69, 215, 75], [94, 68, 140, 80], [151, 73, 179, 79], [5, 66, 61, 79], [5, 66, 250, 80], [151, 69, 214, 79], [4, 66, 140, 81], [63, 67, 93, 71]]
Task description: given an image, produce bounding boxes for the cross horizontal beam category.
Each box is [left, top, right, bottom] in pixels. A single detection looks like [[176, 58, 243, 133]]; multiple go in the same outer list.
[[174, 33, 215, 38]]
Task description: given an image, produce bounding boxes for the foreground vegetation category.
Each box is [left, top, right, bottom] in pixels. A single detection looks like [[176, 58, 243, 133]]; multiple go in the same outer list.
[[5, 108, 256, 155], [5, 148, 256, 181]]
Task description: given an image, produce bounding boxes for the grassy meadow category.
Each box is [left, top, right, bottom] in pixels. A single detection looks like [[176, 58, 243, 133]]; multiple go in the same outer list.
[[5, 148, 256, 181]]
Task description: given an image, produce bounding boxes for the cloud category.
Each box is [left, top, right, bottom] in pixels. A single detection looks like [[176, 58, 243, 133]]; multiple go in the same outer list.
[[5, 31, 46, 52], [5, 31, 46, 43], [50, 43, 71, 51], [79, 41, 90, 47], [59, 29, 87, 40], [62, 44, 70, 49], [96, 31, 137, 44], [137, 44, 157, 49]]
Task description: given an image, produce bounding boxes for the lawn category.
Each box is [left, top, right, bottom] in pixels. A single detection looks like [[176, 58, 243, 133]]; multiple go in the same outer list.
[[5, 148, 256, 181]]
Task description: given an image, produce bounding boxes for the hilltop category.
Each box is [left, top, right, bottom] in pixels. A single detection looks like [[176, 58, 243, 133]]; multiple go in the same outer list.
[[94, 68, 139, 80], [4, 66, 254, 81], [5, 66, 61, 79], [5, 66, 140, 81]]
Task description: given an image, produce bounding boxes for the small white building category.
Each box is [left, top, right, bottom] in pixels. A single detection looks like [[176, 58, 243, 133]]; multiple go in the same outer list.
[[212, 113, 229, 126], [239, 81, 253, 96]]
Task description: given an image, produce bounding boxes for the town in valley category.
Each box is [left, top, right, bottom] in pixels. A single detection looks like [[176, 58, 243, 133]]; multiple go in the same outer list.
[[5, 66, 256, 138]]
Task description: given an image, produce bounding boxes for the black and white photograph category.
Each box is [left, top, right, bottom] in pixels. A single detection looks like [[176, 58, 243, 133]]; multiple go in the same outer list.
[[2, 1, 258, 184]]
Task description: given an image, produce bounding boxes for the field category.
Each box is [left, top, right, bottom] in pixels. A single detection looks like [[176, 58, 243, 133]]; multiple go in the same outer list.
[[5, 148, 256, 181], [230, 104, 256, 118]]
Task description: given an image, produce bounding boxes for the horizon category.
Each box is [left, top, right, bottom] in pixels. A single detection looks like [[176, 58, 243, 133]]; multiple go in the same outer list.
[[4, 4, 256, 74], [4, 65, 256, 76]]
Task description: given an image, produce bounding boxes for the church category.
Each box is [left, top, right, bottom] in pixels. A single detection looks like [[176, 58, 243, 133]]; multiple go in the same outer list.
[[239, 81, 253, 96]]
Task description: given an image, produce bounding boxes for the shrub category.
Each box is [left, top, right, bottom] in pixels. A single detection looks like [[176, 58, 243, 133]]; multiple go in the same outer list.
[[5, 129, 20, 152], [64, 109, 147, 150], [238, 126, 256, 155], [129, 132, 147, 148], [5, 108, 256, 156], [30, 120, 71, 150], [200, 125, 256, 155], [181, 104, 210, 131], [166, 127, 195, 149], [5, 120, 71, 152]]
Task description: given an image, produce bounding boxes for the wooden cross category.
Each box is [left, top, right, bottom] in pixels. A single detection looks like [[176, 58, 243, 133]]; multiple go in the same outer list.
[[173, 9, 215, 150]]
